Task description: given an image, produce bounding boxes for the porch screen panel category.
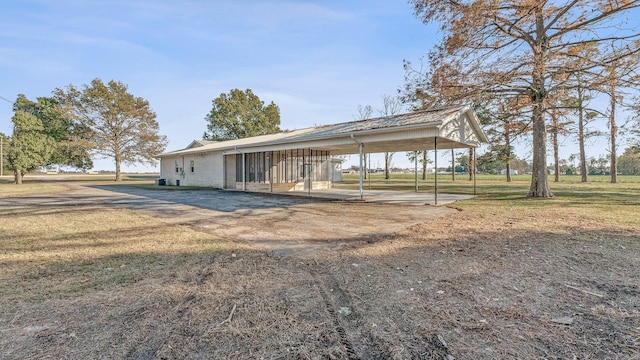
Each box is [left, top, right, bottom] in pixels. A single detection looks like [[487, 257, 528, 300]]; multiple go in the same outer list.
[[236, 154, 242, 182]]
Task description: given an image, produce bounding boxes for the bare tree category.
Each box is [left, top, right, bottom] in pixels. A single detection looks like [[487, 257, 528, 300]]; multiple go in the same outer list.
[[601, 54, 640, 183], [548, 104, 571, 182], [354, 104, 373, 179], [406, 0, 640, 197], [56, 79, 167, 182], [378, 95, 404, 179], [473, 99, 530, 182], [407, 150, 431, 180], [354, 104, 372, 121], [573, 72, 595, 182], [607, 66, 620, 183]]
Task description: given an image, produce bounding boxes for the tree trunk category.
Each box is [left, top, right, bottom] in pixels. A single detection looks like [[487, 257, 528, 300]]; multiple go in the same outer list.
[[577, 82, 588, 183], [451, 149, 455, 181], [528, 7, 552, 198], [609, 77, 618, 184], [551, 111, 560, 182], [505, 123, 512, 183], [578, 114, 587, 182], [384, 152, 393, 180], [422, 150, 427, 181], [115, 154, 122, 182], [468, 147, 474, 181], [528, 101, 551, 197], [610, 123, 618, 183], [14, 169, 22, 185], [363, 154, 367, 180]]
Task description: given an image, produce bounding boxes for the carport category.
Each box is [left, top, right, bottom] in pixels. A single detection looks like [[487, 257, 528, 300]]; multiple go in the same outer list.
[[158, 105, 488, 204], [272, 188, 475, 206]]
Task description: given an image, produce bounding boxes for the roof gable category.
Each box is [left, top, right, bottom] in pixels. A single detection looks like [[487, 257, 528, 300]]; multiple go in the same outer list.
[[185, 139, 217, 149]]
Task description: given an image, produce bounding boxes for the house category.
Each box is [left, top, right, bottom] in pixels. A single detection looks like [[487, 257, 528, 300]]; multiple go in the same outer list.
[[157, 105, 488, 193], [500, 169, 519, 175]]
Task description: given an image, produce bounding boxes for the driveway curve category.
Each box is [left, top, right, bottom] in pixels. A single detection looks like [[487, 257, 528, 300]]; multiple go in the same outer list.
[[2, 183, 457, 256]]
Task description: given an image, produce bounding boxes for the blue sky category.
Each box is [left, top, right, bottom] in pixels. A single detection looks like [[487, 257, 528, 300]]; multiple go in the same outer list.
[[0, 0, 441, 171]]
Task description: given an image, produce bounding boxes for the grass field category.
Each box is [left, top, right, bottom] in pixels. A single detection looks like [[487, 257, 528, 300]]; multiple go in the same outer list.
[[0, 174, 638, 358], [340, 174, 640, 223], [339, 173, 640, 196], [0, 174, 159, 198]]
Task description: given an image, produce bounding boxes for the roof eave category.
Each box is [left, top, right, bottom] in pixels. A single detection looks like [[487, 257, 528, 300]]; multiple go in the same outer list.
[[158, 120, 446, 157]]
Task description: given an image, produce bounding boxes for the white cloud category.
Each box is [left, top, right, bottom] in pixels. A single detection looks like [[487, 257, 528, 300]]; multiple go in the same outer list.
[[0, 0, 444, 172]]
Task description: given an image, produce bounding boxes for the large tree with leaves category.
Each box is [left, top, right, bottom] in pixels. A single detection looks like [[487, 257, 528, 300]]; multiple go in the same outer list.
[[406, 0, 640, 197], [617, 146, 640, 175], [8, 96, 56, 184], [204, 88, 281, 141], [55, 79, 167, 182], [14, 94, 93, 171], [0, 132, 8, 176]]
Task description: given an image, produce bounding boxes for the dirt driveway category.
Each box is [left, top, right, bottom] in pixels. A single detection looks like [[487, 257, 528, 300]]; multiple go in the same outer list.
[[4, 183, 455, 256]]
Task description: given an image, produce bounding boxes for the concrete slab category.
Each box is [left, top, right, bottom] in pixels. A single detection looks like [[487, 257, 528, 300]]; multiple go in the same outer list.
[[272, 189, 474, 206]]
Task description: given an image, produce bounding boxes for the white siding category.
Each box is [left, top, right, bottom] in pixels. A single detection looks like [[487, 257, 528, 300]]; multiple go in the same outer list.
[[160, 156, 180, 185], [440, 114, 481, 146], [159, 152, 225, 187]]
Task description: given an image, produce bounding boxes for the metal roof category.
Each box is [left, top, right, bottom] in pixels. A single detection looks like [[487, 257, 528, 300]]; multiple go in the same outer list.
[[158, 105, 488, 157]]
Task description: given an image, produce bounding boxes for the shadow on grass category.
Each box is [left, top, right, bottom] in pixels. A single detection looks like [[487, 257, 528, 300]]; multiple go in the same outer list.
[[2, 219, 639, 359], [2, 246, 233, 301], [88, 184, 323, 213]]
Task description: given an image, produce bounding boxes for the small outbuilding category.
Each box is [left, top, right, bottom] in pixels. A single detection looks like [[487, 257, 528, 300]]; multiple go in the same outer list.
[[157, 105, 488, 194]]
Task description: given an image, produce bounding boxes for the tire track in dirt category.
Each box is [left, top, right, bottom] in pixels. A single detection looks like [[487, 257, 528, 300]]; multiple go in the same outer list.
[[310, 266, 386, 359], [312, 273, 359, 359], [123, 292, 198, 360]]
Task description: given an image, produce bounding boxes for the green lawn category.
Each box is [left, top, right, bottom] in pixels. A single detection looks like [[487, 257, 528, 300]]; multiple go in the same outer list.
[[336, 173, 640, 227], [0, 173, 159, 197], [338, 173, 640, 197]]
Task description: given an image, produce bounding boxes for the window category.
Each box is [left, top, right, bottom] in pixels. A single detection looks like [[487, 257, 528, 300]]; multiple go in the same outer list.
[[190, 160, 195, 173], [175, 161, 179, 173]]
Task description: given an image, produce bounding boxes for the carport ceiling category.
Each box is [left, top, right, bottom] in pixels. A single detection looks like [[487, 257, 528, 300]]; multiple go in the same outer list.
[[306, 136, 475, 155]]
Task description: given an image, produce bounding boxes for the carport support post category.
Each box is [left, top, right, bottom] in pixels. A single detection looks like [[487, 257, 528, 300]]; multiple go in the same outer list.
[[359, 143, 364, 200], [434, 137, 438, 205], [242, 152, 246, 191]]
